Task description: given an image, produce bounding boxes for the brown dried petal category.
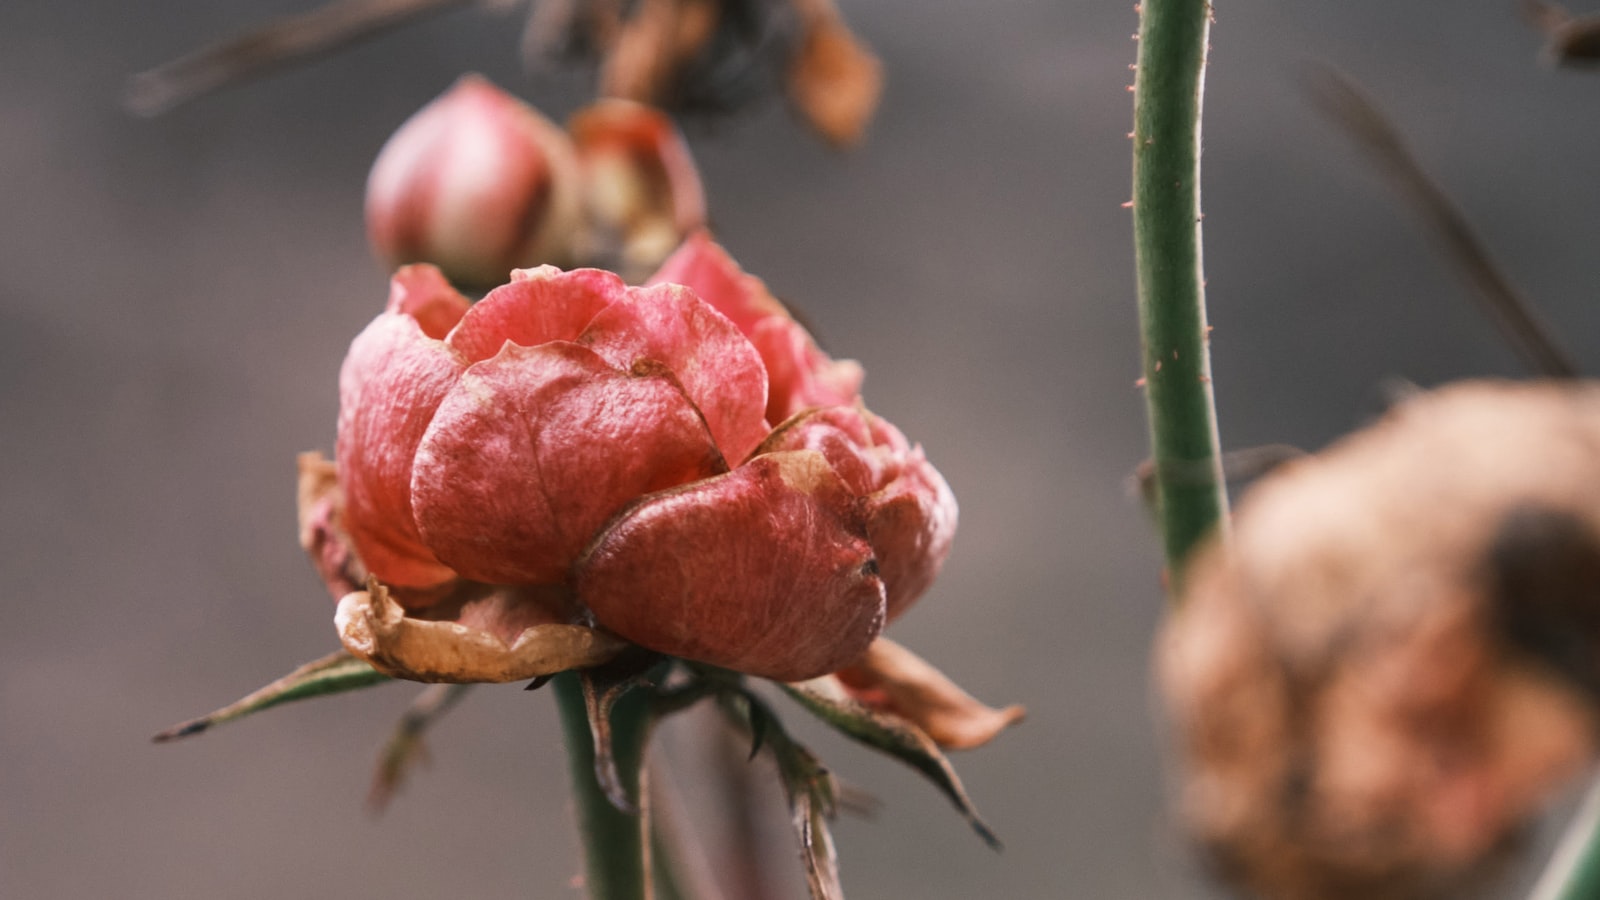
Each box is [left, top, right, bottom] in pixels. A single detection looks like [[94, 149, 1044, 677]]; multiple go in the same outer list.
[[336, 580, 626, 683], [833, 638, 1024, 751], [297, 451, 367, 599], [787, 0, 883, 147]]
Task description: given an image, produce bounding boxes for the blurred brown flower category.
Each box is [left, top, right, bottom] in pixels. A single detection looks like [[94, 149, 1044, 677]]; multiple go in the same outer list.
[[1161, 380, 1600, 899]]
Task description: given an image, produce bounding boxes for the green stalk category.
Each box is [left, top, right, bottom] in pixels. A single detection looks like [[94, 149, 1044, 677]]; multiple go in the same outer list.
[[1132, 0, 1228, 590], [1529, 778, 1600, 900], [554, 671, 652, 900]]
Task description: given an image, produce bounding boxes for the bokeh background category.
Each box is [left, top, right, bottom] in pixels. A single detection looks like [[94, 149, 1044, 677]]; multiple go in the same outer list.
[[6, 1, 1600, 897]]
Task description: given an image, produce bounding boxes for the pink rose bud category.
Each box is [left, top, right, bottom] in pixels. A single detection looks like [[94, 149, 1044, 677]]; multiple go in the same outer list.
[[365, 74, 583, 289], [568, 99, 707, 277], [335, 240, 955, 680]]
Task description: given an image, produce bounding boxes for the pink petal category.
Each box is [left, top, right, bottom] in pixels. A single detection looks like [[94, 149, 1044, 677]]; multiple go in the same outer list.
[[410, 341, 726, 585], [760, 407, 957, 619], [866, 446, 958, 620], [646, 232, 787, 335], [386, 264, 470, 338], [446, 266, 626, 364], [581, 282, 769, 463], [759, 406, 883, 495], [575, 450, 887, 681], [337, 295, 468, 590], [749, 315, 864, 424]]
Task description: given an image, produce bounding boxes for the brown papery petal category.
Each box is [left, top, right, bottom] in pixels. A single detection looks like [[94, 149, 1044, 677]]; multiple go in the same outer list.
[[835, 638, 1023, 751], [576, 450, 886, 681], [787, 0, 883, 147], [296, 451, 367, 600], [411, 341, 726, 585], [336, 581, 626, 683]]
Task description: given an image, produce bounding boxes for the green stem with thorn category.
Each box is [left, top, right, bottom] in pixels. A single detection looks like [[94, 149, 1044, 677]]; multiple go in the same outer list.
[[1131, 0, 1228, 591], [554, 671, 653, 900]]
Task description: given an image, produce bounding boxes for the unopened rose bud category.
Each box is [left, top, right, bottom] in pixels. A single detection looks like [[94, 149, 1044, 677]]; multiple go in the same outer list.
[[568, 99, 706, 278], [366, 74, 583, 288]]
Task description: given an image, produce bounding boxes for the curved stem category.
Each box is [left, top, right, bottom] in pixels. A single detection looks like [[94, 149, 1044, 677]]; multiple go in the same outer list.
[[1132, 0, 1227, 591], [555, 671, 653, 900]]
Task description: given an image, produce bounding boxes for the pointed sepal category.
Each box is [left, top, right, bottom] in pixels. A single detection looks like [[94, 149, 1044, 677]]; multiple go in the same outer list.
[[153, 649, 389, 742]]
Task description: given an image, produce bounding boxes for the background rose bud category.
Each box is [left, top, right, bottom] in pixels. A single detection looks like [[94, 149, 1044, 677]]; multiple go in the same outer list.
[[335, 241, 956, 681], [569, 99, 707, 278], [365, 74, 583, 289]]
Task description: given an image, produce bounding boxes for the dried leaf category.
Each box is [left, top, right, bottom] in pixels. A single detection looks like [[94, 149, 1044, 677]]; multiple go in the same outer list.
[[833, 638, 1025, 751], [368, 682, 473, 812], [786, 0, 882, 147], [153, 649, 389, 742], [336, 579, 627, 683], [578, 650, 664, 814], [719, 690, 844, 900], [781, 666, 1002, 849]]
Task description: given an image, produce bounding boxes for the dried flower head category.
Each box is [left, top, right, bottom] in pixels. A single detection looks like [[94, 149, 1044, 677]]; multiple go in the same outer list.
[[1161, 380, 1600, 899], [323, 236, 955, 682]]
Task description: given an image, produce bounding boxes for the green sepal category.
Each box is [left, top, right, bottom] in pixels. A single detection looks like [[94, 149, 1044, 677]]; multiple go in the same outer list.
[[154, 649, 390, 742], [779, 679, 1001, 850]]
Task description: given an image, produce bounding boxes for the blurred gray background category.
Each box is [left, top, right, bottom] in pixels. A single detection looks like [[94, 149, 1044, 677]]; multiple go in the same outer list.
[[5, 1, 1600, 897]]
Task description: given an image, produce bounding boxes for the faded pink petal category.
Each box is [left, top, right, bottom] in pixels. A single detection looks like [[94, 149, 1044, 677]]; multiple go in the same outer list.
[[386, 264, 470, 339], [761, 407, 957, 619], [411, 341, 726, 585], [649, 234, 863, 423], [337, 272, 469, 590], [446, 266, 625, 364], [580, 282, 769, 462], [861, 436, 957, 621], [647, 231, 787, 334], [576, 450, 887, 681], [749, 315, 864, 424]]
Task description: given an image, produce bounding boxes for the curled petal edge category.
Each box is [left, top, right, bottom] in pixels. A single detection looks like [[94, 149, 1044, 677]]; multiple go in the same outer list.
[[829, 637, 1024, 751], [336, 579, 627, 684]]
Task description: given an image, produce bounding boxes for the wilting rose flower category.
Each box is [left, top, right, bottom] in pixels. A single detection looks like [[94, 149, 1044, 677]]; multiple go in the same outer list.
[[366, 74, 584, 288], [328, 235, 956, 682]]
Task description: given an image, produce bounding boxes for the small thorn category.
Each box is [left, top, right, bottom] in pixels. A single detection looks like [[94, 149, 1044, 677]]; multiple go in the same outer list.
[[1121, 200, 1134, 209], [524, 674, 553, 691], [1154, 360, 1163, 372], [1126, 84, 1136, 92], [1135, 377, 1148, 388]]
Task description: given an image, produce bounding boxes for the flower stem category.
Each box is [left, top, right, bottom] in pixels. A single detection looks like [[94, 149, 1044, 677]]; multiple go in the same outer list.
[[554, 671, 653, 900], [1529, 776, 1600, 900], [1132, 0, 1228, 590]]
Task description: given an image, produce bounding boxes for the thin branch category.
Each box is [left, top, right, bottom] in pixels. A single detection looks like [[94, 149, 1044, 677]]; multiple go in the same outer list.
[[124, 0, 485, 116], [1132, 0, 1228, 591], [1302, 65, 1579, 379]]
